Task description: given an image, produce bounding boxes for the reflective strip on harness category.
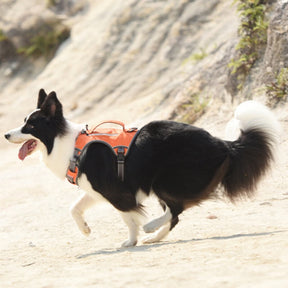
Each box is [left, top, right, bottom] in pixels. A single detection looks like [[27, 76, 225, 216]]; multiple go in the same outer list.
[[66, 121, 138, 185]]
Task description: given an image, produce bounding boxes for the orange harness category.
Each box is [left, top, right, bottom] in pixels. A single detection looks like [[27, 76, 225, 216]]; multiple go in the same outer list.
[[66, 121, 138, 185]]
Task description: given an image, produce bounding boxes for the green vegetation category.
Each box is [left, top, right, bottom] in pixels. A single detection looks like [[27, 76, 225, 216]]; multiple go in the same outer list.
[[17, 26, 70, 59], [266, 68, 288, 105], [179, 48, 209, 123], [228, 0, 268, 90], [174, 93, 208, 124], [46, 0, 58, 8], [0, 29, 7, 41], [183, 48, 208, 65]]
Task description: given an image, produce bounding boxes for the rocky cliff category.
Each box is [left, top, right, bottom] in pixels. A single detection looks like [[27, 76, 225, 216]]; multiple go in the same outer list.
[[0, 0, 287, 130]]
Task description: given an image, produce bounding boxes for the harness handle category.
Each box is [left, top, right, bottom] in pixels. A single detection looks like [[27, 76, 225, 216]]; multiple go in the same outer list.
[[90, 120, 127, 133]]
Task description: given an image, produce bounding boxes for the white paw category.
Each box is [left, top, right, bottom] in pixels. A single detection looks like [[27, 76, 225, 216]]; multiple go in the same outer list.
[[142, 224, 170, 244], [80, 222, 91, 236], [143, 222, 158, 233], [121, 239, 137, 247], [142, 235, 158, 244]]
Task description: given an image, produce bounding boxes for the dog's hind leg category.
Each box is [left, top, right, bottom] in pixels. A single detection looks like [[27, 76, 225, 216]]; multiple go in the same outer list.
[[120, 211, 142, 247], [142, 215, 180, 244], [143, 204, 172, 233], [70, 193, 96, 236], [142, 222, 171, 244], [142, 201, 183, 244]]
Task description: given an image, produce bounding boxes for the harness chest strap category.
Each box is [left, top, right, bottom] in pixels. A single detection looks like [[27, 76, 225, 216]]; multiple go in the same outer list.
[[66, 121, 138, 185]]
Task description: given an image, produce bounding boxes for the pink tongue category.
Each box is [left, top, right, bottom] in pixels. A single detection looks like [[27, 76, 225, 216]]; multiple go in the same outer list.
[[18, 140, 33, 160]]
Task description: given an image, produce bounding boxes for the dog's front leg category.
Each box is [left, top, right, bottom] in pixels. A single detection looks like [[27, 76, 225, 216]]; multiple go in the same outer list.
[[70, 193, 96, 236], [119, 212, 140, 247]]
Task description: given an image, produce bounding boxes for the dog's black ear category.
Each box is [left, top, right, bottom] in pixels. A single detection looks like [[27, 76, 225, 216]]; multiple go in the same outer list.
[[41, 91, 63, 118], [37, 89, 47, 108]]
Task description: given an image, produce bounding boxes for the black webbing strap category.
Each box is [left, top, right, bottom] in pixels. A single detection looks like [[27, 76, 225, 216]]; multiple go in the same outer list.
[[116, 146, 126, 181]]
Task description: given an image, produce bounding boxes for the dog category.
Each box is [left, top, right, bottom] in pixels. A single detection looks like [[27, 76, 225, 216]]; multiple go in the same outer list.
[[4, 89, 279, 247]]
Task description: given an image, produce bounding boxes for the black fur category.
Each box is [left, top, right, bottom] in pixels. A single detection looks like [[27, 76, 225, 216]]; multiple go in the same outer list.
[[21, 90, 67, 154], [5, 90, 277, 243], [222, 128, 274, 199], [37, 88, 47, 108], [77, 120, 274, 232]]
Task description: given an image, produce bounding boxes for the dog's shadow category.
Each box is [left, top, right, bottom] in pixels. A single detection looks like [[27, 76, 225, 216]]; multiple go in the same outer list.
[[76, 230, 286, 259]]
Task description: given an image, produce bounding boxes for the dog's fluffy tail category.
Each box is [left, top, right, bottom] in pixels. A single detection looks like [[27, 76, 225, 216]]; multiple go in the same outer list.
[[222, 101, 280, 200]]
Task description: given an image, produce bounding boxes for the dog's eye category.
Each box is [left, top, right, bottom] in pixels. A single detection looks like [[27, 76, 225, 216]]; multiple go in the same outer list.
[[25, 123, 34, 129]]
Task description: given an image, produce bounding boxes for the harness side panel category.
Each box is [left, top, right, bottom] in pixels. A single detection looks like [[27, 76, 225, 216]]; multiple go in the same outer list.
[[66, 126, 138, 185]]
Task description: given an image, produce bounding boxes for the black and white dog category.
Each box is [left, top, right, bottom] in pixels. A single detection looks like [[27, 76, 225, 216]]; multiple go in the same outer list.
[[5, 89, 279, 247]]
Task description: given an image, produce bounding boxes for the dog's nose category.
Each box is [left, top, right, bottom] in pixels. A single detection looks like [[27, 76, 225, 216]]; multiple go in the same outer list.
[[4, 133, 10, 140]]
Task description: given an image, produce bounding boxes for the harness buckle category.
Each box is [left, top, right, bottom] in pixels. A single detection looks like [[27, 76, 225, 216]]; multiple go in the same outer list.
[[66, 174, 75, 184], [68, 148, 81, 173]]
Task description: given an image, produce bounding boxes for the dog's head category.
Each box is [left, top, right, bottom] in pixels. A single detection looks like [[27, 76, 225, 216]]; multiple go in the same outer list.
[[5, 89, 67, 160]]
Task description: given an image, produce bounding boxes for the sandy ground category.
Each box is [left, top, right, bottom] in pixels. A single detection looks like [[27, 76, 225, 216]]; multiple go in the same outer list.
[[1, 108, 288, 288]]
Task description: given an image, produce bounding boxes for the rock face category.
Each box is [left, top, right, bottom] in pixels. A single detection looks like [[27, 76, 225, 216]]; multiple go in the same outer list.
[[226, 1, 288, 103], [262, 2, 288, 82], [0, 0, 238, 127], [0, 0, 287, 129], [0, 36, 16, 62]]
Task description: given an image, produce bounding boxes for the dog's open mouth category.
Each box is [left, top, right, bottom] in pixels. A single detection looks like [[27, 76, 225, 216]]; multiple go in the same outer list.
[[18, 139, 38, 160]]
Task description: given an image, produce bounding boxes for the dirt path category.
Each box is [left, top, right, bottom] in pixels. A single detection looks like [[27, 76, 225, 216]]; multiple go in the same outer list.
[[1, 111, 288, 288]]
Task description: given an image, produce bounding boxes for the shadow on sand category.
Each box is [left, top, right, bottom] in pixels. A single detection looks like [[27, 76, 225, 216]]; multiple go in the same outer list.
[[76, 229, 287, 259]]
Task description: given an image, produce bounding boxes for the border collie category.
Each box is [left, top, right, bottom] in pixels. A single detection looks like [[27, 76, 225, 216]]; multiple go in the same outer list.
[[4, 89, 279, 247]]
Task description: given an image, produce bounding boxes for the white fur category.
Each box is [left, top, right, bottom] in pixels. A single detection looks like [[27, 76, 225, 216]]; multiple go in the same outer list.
[[41, 121, 84, 179], [8, 100, 280, 247], [75, 173, 147, 247], [135, 190, 148, 205], [71, 174, 108, 236], [143, 205, 172, 233], [25, 108, 40, 121], [142, 223, 171, 244], [6, 109, 41, 143], [226, 101, 281, 144], [6, 115, 148, 247], [119, 212, 141, 247], [77, 174, 108, 203], [225, 118, 240, 141], [6, 124, 37, 144], [70, 193, 96, 236], [6, 119, 84, 179], [71, 172, 146, 247]]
